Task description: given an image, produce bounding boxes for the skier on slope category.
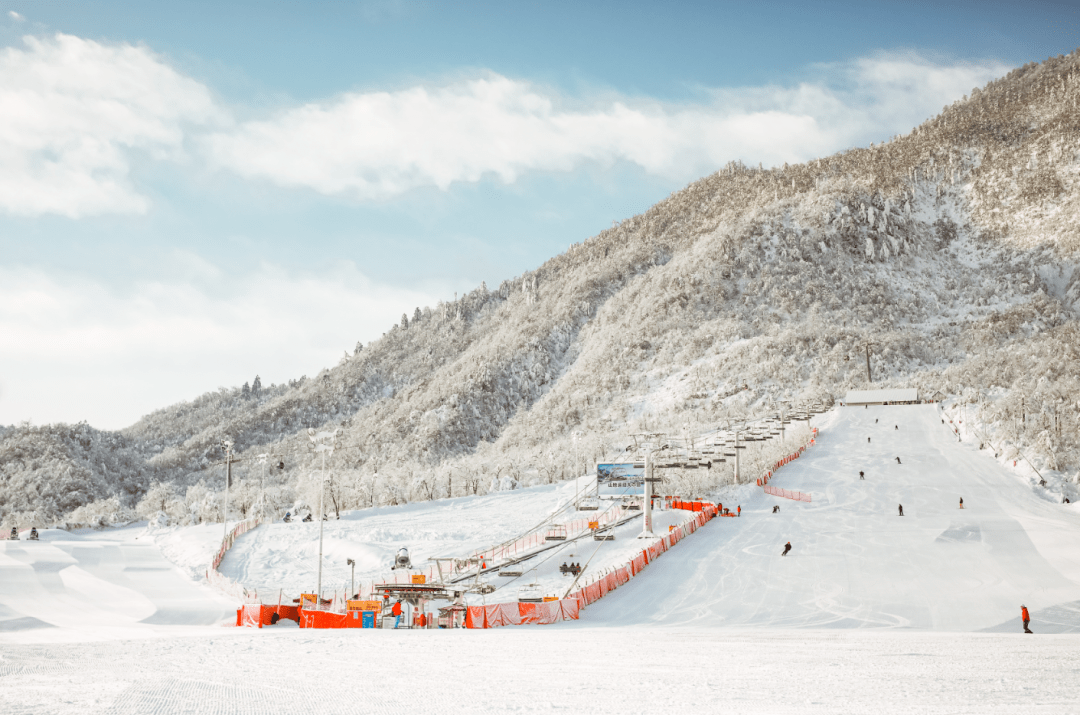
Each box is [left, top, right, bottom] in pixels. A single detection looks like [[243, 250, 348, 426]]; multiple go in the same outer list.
[[896, 456, 902, 464], [898, 504, 904, 516], [959, 497, 964, 509], [859, 471, 865, 480], [737, 505, 741, 517], [782, 541, 792, 556], [894, 425, 898, 430], [1021, 605, 1033, 633]]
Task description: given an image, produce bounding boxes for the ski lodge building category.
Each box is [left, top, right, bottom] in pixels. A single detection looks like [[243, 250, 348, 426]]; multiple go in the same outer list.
[[843, 388, 921, 406]]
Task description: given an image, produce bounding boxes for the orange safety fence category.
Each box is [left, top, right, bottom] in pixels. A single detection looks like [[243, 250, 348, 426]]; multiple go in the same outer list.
[[764, 485, 812, 503], [238, 604, 302, 627]]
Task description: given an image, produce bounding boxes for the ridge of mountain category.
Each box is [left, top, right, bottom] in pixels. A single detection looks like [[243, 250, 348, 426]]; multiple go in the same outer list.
[[3, 49, 1079, 528]]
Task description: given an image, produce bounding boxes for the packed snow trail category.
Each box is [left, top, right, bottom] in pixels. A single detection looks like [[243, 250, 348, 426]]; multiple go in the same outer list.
[[581, 404, 1080, 631], [0, 528, 235, 636]]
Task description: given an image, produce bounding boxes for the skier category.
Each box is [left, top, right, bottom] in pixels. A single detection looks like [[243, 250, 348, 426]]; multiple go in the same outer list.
[[895, 457, 902, 464], [868, 437, 871, 443], [392, 600, 404, 628], [859, 471, 865, 480], [959, 497, 964, 509], [29, 527, 38, 540], [1021, 605, 1032, 633], [782, 541, 792, 557], [875, 419, 878, 424], [894, 425, 898, 430], [1065, 497, 1072, 504], [737, 505, 741, 517], [898, 504, 904, 516]]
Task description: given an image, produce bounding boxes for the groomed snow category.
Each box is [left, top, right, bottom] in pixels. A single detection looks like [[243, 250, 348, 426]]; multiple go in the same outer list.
[[581, 404, 1080, 631]]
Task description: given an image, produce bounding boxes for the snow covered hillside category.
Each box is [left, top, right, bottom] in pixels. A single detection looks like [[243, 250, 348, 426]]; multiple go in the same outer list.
[[4, 50, 1080, 534], [584, 404, 1080, 632]]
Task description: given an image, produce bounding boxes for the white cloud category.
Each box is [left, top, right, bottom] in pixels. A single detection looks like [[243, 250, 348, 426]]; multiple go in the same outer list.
[[0, 33, 222, 217], [205, 53, 1010, 199], [8, 11, 24, 21], [0, 263, 444, 429]]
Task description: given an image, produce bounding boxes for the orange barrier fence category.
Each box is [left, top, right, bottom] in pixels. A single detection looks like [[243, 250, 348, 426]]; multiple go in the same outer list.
[[763, 485, 812, 503], [238, 604, 302, 627], [209, 516, 265, 603], [465, 599, 580, 628]]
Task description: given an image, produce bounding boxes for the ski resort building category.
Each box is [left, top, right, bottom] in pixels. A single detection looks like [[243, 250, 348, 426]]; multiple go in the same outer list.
[[842, 388, 920, 406]]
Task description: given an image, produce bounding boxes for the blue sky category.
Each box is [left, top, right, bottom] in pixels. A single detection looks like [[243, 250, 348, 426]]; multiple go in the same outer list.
[[1, 1, 1077, 429]]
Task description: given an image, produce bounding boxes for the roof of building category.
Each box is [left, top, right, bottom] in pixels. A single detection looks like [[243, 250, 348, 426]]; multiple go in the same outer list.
[[844, 388, 919, 404]]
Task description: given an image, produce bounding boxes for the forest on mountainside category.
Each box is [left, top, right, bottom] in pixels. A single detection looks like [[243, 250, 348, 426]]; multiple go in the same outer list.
[[3, 50, 1080, 530]]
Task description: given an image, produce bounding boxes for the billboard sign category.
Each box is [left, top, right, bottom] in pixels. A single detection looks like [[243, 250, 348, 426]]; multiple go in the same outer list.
[[597, 463, 645, 497]]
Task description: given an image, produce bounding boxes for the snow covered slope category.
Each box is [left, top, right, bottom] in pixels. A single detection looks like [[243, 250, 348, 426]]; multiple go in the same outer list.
[[0, 526, 235, 639], [582, 404, 1080, 632]]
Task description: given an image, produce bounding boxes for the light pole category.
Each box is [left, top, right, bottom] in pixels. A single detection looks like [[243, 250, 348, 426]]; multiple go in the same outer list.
[[221, 438, 234, 540], [347, 558, 356, 598], [308, 428, 339, 606]]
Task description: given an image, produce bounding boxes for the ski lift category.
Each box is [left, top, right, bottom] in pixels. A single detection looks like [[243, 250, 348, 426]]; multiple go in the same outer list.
[[593, 529, 615, 541], [518, 583, 543, 603], [392, 548, 412, 570], [498, 568, 523, 577], [545, 526, 568, 541]]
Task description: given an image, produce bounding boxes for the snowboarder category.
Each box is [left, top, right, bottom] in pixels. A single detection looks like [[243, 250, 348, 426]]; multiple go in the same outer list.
[[1022, 605, 1032, 633], [898, 504, 904, 516], [28, 527, 38, 540], [737, 505, 741, 517], [894, 425, 898, 430], [859, 471, 865, 480], [303, 513, 313, 522], [959, 497, 964, 509], [868, 437, 871, 443], [283, 512, 292, 523], [772, 505, 780, 513], [1065, 497, 1071, 504], [875, 419, 878, 424], [895, 457, 902, 464], [782, 541, 792, 556], [392, 600, 404, 628]]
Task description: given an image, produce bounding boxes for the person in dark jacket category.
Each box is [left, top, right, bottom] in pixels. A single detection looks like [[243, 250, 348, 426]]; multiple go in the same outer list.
[[959, 497, 964, 509], [859, 471, 865, 480], [782, 541, 792, 556], [895, 456, 902, 464], [898, 504, 904, 516]]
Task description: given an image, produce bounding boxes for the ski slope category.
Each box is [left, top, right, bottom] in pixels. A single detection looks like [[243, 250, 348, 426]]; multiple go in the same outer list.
[[582, 404, 1080, 632], [0, 525, 235, 639]]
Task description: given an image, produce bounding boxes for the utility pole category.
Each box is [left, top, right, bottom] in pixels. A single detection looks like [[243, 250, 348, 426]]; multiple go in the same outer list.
[[221, 438, 234, 540], [864, 343, 874, 384], [734, 430, 742, 484], [347, 558, 356, 598]]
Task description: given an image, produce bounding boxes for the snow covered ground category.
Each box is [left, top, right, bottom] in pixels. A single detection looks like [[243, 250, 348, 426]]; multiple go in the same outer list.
[[3, 628, 1078, 714], [3, 403, 1080, 712]]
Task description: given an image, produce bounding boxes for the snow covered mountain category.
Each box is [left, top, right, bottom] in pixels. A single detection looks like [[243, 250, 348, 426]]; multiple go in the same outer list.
[[3, 50, 1079, 529]]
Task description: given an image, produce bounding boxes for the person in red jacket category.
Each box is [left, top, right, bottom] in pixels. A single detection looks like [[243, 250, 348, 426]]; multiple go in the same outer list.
[[737, 505, 741, 517], [392, 600, 404, 629], [1022, 605, 1032, 633]]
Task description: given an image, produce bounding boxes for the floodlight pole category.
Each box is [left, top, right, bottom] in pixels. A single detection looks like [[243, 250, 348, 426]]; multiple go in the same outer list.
[[639, 451, 657, 539], [221, 438, 234, 541], [734, 431, 741, 484], [309, 429, 338, 607], [347, 558, 355, 597]]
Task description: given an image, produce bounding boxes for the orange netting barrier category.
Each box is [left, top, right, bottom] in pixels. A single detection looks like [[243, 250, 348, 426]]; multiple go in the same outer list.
[[763, 485, 812, 503]]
